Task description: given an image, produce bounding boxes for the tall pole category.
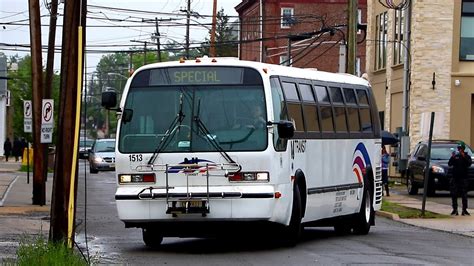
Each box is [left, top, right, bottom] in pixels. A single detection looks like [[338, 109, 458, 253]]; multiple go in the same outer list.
[[44, 0, 58, 183], [144, 41, 147, 65], [185, 0, 191, 59], [50, 0, 87, 245], [210, 0, 217, 57], [28, 0, 46, 205], [155, 18, 162, 62], [347, 0, 357, 75], [402, 1, 412, 133]]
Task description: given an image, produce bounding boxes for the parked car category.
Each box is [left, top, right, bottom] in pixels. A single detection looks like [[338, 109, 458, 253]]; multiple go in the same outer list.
[[406, 140, 474, 195], [88, 138, 116, 173], [79, 139, 94, 159]]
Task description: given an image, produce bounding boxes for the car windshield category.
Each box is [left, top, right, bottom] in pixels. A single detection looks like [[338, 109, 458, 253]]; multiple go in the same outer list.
[[80, 140, 94, 147], [431, 145, 474, 160], [95, 141, 115, 152], [118, 66, 266, 153]]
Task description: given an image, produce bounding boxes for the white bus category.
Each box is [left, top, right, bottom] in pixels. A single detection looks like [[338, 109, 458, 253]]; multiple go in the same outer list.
[[101, 58, 382, 247]]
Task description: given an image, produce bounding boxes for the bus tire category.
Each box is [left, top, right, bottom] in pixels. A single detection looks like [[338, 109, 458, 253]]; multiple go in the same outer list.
[[334, 222, 352, 235], [282, 184, 302, 246], [142, 228, 163, 248], [352, 181, 372, 235]]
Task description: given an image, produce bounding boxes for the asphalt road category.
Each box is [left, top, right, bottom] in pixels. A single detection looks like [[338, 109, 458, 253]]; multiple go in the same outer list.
[[72, 163, 474, 265]]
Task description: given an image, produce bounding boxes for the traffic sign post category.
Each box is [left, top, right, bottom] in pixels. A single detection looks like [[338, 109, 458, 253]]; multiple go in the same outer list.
[[23, 100, 32, 133], [40, 99, 54, 143]]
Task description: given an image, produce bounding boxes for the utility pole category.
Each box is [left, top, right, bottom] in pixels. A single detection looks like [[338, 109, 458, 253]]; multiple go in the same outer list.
[[43, 0, 58, 184], [154, 18, 162, 62], [28, 0, 46, 206], [50, 0, 87, 245], [209, 0, 217, 57], [347, 0, 357, 75], [185, 0, 191, 59], [131, 40, 149, 65]]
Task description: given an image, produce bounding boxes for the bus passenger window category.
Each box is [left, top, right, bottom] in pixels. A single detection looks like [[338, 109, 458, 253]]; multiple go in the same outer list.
[[287, 103, 305, 132], [329, 87, 344, 103], [334, 107, 348, 132], [356, 89, 369, 105], [282, 82, 299, 100], [299, 84, 314, 101], [320, 106, 334, 132], [314, 85, 330, 103], [360, 108, 372, 131], [343, 88, 357, 105], [347, 108, 361, 132], [303, 105, 319, 132]]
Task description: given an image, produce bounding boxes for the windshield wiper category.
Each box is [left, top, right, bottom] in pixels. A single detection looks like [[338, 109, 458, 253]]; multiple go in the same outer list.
[[193, 99, 239, 168], [148, 93, 186, 165]]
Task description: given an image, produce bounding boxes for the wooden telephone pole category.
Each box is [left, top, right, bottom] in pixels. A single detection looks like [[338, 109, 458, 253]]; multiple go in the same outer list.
[[50, 0, 87, 245], [28, 0, 46, 206], [209, 0, 217, 57], [347, 0, 358, 75]]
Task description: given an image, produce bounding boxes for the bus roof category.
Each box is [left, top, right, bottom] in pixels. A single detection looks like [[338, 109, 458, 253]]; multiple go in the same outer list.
[[132, 57, 370, 87]]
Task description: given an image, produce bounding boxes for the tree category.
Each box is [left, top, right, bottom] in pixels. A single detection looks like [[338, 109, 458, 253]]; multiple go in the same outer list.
[[200, 8, 238, 57]]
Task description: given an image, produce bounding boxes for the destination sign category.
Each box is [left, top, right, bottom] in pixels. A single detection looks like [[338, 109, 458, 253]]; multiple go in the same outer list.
[[149, 67, 245, 86]]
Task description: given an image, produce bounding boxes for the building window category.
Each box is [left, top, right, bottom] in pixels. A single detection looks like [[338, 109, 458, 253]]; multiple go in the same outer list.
[[281, 7, 294, 28], [280, 55, 292, 66], [393, 9, 405, 65], [461, 0, 474, 60], [375, 12, 388, 70]]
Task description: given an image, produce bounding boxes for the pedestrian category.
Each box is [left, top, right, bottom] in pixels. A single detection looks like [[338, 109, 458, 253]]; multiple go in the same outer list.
[[448, 141, 471, 216], [12, 137, 22, 162], [381, 145, 390, 196], [3, 137, 12, 162]]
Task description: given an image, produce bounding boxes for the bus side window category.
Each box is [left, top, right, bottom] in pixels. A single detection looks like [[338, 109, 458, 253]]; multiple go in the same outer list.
[[299, 83, 320, 133], [314, 85, 335, 133], [282, 81, 305, 133], [270, 77, 289, 151], [329, 87, 348, 133], [356, 89, 372, 132]]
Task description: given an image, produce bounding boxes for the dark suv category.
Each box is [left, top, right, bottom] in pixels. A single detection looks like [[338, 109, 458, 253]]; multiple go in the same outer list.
[[406, 140, 474, 195]]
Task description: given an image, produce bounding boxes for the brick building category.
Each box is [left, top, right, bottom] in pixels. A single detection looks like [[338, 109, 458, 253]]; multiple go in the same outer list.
[[368, 0, 474, 151], [235, 0, 367, 75]]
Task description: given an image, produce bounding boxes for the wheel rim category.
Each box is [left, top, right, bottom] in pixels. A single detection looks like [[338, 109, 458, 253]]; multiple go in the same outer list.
[[364, 193, 370, 223]]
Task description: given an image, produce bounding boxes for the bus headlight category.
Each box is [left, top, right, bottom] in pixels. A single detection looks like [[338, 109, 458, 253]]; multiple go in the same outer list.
[[228, 172, 269, 182], [119, 174, 156, 184]]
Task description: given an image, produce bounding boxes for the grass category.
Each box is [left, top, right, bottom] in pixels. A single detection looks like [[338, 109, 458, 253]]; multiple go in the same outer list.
[[381, 199, 450, 219], [14, 235, 88, 266]]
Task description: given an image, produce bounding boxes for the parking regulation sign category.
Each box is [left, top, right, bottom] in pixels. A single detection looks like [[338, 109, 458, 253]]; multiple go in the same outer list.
[[40, 99, 54, 143], [23, 100, 32, 133]]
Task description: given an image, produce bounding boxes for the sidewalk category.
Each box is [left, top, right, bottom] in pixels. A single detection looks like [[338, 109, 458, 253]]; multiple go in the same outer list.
[[0, 158, 473, 238]]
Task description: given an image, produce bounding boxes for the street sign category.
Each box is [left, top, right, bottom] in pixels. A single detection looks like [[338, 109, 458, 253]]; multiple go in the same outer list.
[[23, 100, 32, 133], [40, 99, 54, 143]]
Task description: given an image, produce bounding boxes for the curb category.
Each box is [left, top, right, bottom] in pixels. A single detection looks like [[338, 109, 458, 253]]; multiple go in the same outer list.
[[376, 210, 400, 221]]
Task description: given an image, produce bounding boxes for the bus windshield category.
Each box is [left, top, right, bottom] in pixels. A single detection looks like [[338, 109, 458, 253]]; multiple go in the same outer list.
[[118, 67, 267, 153]]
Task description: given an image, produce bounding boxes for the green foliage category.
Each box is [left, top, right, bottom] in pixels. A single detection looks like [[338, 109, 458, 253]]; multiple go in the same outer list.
[[16, 235, 87, 266], [200, 8, 238, 57]]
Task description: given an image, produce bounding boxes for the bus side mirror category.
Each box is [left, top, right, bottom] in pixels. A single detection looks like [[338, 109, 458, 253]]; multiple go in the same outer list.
[[102, 90, 117, 109], [277, 120, 294, 139]]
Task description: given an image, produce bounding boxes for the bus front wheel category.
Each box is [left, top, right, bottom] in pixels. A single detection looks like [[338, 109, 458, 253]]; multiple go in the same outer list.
[[142, 228, 163, 248], [282, 184, 302, 246], [352, 182, 372, 235]]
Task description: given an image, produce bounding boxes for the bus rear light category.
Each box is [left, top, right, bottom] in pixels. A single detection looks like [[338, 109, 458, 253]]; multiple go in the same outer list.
[[119, 174, 155, 184], [228, 172, 269, 182], [195, 58, 201, 63], [211, 58, 217, 62], [274, 192, 282, 198]]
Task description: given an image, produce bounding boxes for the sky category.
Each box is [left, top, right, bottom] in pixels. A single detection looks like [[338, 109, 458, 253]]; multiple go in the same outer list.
[[0, 0, 242, 73]]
